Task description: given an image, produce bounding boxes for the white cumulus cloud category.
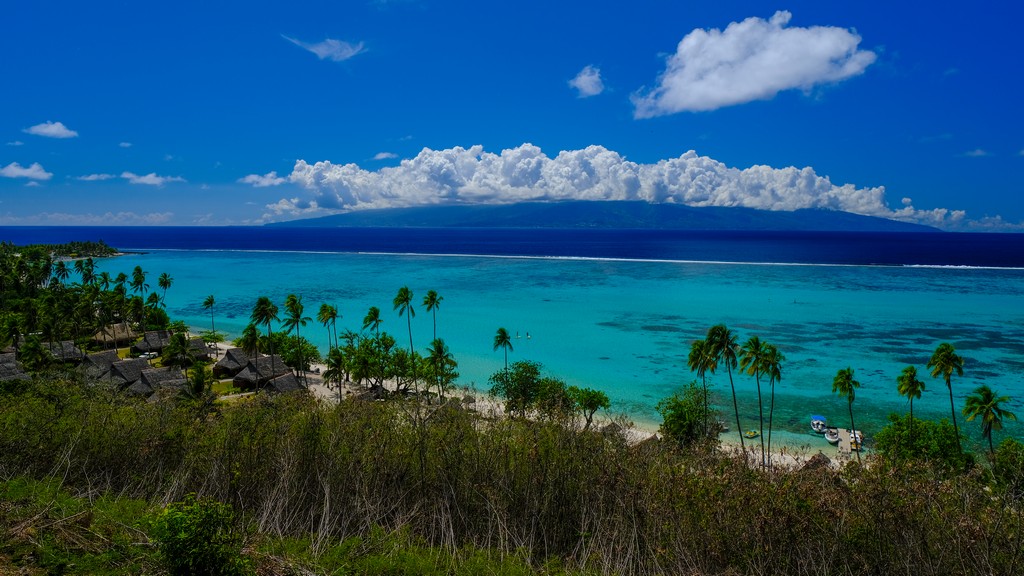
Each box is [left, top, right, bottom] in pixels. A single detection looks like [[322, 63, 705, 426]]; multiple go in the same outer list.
[[569, 65, 604, 98], [633, 11, 876, 117], [22, 121, 79, 138], [121, 171, 186, 186], [238, 171, 288, 187], [964, 149, 990, 157], [119, 142, 132, 148], [77, 173, 116, 181], [373, 152, 398, 160], [6, 141, 24, 146], [273, 143, 964, 227], [283, 35, 366, 62], [1, 162, 53, 180]]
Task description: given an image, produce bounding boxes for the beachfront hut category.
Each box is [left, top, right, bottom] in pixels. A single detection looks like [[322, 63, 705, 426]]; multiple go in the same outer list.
[[130, 330, 172, 355], [124, 380, 154, 398], [81, 350, 121, 381], [140, 367, 188, 393], [265, 372, 304, 394], [0, 353, 29, 382], [93, 322, 136, 348], [213, 348, 249, 378], [45, 341, 85, 364], [231, 355, 290, 390], [109, 357, 152, 388], [188, 337, 213, 362]]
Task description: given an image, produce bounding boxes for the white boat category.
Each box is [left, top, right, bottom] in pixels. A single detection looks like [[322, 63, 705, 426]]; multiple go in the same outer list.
[[810, 415, 827, 434], [824, 426, 840, 445]]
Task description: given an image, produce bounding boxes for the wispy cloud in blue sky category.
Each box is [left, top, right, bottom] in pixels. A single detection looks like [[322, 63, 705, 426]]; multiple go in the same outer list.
[[282, 35, 366, 62]]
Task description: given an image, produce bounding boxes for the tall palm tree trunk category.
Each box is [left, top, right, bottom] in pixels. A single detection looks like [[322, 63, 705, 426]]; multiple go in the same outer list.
[[767, 382, 776, 469], [727, 364, 744, 453], [849, 400, 861, 464], [701, 374, 709, 437], [947, 378, 962, 451], [755, 373, 765, 466], [909, 398, 914, 443]]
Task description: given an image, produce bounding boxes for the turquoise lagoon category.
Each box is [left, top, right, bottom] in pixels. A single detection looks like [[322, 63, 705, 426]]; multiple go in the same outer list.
[[98, 249, 1024, 451]]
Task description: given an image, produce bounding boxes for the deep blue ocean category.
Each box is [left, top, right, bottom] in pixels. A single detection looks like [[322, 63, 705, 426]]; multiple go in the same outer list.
[[4, 226, 1023, 451], [4, 226, 1024, 267]]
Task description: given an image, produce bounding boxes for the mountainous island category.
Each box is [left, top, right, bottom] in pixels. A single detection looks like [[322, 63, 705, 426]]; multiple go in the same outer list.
[[267, 201, 937, 232]]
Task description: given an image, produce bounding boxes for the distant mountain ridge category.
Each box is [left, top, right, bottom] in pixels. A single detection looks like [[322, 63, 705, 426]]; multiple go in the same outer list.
[[267, 201, 938, 232]]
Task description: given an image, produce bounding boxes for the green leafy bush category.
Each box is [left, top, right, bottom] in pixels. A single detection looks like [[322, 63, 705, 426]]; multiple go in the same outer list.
[[874, 413, 974, 473], [151, 494, 250, 576]]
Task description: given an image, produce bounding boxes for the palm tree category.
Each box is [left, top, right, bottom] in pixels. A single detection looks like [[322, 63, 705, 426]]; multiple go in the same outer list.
[[282, 294, 311, 383], [80, 258, 95, 286], [393, 286, 416, 355], [832, 367, 861, 464], [158, 272, 173, 306], [426, 337, 457, 401], [687, 338, 716, 436], [739, 335, 768, 465], [762, 343, 784, 468], [130, 266, 148, 328], [896, 365, 925, 440], [963, 385, 1017, 455], [493, 327, 513, 372], [238, 323, 261, 390], [422, 290, 443, 341], [323, 347, 347, 403], [202, 294, 216, 333], [706, 324, 744, 452], [52, 261, 70, 286], [362, 306, 382, 335], [98, 271, 112, 291], [317, 303, 339, 352], [927, 342, 965, 452], [250, 296, 280, 387]]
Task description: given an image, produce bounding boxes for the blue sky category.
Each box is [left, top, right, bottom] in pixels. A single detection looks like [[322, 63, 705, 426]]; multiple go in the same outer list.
[[2, 1, 1021, 229]]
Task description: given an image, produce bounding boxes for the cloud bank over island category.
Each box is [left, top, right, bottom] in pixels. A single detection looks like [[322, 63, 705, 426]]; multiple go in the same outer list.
[[271, 143, 964, 227]]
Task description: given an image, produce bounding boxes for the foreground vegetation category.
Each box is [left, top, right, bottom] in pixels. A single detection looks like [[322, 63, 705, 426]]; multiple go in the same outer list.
[[1, 374, 1023, 575]]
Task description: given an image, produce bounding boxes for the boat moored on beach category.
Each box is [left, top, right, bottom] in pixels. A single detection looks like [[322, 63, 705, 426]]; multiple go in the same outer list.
[[811, 415, 827, 434], [824, 426, 840, 444]]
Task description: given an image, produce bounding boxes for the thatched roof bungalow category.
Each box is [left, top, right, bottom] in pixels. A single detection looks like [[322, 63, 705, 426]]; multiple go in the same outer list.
[[109, 357, 152, 387], [46, 341, 85, 364], [188, 337, 213, 362], [0, 353, 29, 382], [82, 350, 121, 381], [213, 348, 249, 378], [231, 355, 290, 390], [130, 330, 172, 355], [265, 372, 304, 394], [140, 367, 187, 393], [124, 380, 154, 398], [93, 322, 136, 347]]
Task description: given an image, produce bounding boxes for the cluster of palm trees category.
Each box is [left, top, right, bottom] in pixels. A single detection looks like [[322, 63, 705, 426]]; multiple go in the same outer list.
[[229, 287, 456, 401], [893, 343, 1017, 456], [686, 324, 784, 467], [0, 244, 179, 371], [687, 327, 1017, 464]]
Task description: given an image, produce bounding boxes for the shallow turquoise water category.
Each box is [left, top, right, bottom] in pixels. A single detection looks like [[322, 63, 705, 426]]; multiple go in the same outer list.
[[99, 250, 1024, 450]]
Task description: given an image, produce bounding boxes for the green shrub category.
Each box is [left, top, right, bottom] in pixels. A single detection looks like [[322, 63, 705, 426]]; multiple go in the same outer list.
[[656, 381, 715, 448], [874, 413, 974, 473], [151, 494, 250, 576]]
